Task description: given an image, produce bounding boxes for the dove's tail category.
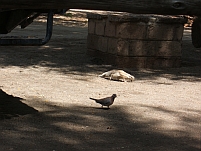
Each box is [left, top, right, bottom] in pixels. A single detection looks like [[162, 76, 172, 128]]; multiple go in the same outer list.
[[89, 97, 98, 101]]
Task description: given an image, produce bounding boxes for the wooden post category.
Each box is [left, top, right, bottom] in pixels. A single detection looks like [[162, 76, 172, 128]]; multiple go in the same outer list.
[[0, 0, 201, 16]]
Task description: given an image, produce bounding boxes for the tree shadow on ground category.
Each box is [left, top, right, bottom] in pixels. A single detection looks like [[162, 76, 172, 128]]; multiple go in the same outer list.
[[0, 28, 111, 76], [0, 17, 201, 81], [0, 89, 38, 119], [0, 94, 200, 151]]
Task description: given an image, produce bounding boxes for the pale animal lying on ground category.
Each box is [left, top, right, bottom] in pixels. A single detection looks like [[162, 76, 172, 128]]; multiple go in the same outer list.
[[99, 70, 135, 82]]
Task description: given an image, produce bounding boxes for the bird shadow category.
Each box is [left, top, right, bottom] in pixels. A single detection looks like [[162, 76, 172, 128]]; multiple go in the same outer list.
[[94, 107, 110, 110], [81, 106, 111, 110]]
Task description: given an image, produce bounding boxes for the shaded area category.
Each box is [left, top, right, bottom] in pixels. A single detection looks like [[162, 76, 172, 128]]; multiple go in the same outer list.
[[0, 12, 200, 81], [0, 89, 38, 119], [0, 18, 108, 75], [0, 97, 200, 151]]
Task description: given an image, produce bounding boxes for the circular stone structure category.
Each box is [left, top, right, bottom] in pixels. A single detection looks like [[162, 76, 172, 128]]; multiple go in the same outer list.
[[87, 12, 187, 68]]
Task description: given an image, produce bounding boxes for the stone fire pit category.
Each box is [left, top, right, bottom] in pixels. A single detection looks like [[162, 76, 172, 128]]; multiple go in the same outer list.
[[87, 12, 187, 68]]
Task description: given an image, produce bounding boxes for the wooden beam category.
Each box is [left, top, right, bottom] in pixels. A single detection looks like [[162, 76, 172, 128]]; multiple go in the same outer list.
[[0, 0, 201, 16]]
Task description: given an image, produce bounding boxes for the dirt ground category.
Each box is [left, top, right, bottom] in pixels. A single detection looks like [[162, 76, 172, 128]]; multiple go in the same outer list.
[[0, 10, 200, 151]]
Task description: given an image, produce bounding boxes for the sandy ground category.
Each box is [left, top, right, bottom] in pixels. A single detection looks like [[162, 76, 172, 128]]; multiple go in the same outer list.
[[0, 10, 200, 151]]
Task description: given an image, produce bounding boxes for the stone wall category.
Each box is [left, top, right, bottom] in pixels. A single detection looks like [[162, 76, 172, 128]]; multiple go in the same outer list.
[[87, 13, 187, 68]]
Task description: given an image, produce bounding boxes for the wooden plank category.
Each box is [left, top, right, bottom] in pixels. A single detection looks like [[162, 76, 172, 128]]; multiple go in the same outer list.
[[0, 0, 201, 15]]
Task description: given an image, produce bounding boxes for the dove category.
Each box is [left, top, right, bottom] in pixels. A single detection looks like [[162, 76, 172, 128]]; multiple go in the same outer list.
[[90, 94, 117, 108]]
